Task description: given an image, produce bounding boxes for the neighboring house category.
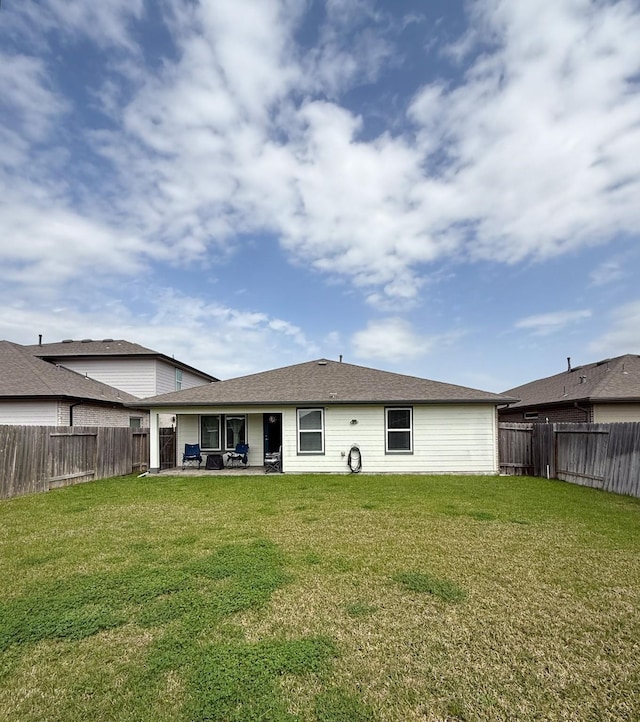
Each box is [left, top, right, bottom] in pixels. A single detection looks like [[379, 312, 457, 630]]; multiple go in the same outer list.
[[499, 354, 640, 423], [27, 338, 218, 399], [0, 341, 148, 427], [138, 358, 516, 475]]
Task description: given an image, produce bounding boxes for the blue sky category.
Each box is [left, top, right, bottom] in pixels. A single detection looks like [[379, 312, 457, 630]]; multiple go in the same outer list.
[[1, 0, 639, 392]]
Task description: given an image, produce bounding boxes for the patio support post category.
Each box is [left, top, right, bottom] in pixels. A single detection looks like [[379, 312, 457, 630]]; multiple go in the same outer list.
[[149, 412, 160, 473]]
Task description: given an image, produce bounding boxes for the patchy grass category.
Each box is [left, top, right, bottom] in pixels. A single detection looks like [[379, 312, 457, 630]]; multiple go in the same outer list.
[[392, 571, 467, 602], [1, 473, 639, 721]]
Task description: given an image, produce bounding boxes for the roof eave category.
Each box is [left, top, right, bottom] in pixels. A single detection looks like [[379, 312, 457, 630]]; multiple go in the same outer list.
[[134, 397, 514, 408], [35, 352, 218, 382], [1, 393, 146, 408], [505, 397, 593, 411]]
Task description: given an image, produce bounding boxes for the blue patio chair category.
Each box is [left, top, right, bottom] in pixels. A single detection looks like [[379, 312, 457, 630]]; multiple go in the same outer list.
[[227, 443, 249, 468], [182, 443, 203, 470]]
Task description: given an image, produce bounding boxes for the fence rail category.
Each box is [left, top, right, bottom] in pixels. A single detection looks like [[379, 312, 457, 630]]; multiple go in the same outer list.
[[0, 426, 149, 499], [499, 422, 640, 497]]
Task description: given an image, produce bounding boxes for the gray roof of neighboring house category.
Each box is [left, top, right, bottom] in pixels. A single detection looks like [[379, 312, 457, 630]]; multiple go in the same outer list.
[[26, 339, 218, 382], [137, 358, 516, 407], [0, 341, 143, 405], [503, 354, 640, 409]]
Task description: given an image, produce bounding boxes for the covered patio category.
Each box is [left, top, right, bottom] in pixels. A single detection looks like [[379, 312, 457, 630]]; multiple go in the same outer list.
[[155, 465, 275, 476]]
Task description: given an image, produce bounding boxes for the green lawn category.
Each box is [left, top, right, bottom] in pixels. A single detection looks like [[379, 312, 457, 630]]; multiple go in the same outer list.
[[1, 473, 639, 722]]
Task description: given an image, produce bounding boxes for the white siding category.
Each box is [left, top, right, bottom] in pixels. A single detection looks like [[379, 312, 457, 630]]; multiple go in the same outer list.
[[284, 404, 498, 474], [157, 361, 212, 395], [177, 414, 200, 458], [170, 403, 499, 474], [593, 403, 640, 422], [58, 358, 157, 398], [182, 369, 211, 390], [0, 401, 58, 425], [156, 361, 178, 395]]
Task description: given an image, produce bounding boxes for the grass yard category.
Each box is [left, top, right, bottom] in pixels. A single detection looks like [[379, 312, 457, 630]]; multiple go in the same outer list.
[[0, 473, 639, 722]]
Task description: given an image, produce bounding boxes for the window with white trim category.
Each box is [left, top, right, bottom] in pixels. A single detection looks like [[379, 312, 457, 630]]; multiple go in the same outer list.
[[297, 408, 324, 453], [385, 407, 413, 453], [175, 368, 183, 390]]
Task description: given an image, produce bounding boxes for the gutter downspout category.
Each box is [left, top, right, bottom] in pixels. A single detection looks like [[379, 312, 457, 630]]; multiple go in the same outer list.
[[573, 401, 590, 422], [69, 401, 82, 426]]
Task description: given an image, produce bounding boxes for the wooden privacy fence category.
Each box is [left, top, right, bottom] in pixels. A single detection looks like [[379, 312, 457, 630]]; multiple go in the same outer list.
[[0, 426, 149, 500], [499, 422, 640, 497]]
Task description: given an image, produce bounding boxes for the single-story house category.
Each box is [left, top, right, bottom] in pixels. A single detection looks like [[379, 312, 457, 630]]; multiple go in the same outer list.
[[0, 340, 149, 426], [138, 358, 516, 474], [499, 354, 640, 423], [27, 338, 218, 399]]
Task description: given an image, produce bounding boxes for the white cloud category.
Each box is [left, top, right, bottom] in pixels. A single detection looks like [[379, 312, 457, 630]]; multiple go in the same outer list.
[[0, 288, 317, 380], [409, 0, 640, 266], [0, 52, 68, 141], [7, 0, 145, 50], [589, 259, 625, 287], [515, 309, 592, 336], [352, 317, 463, 363], [589, 301, 640, 356], [3, 0, 640, 306]]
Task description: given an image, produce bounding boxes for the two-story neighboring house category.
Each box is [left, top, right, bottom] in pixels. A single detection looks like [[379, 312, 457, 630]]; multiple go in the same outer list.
[[0, 338, 218, 428], [27, 339, 218, 399], [0, 341, 148, 426]]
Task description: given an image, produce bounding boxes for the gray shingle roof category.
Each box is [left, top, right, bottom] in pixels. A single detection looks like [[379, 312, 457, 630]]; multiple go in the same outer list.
[[26, 339, 218, 382], [28, 339, 157, 357], [139, 358, 516, 407], [0, 341, 142, 405], [503, 354, 640, 409]]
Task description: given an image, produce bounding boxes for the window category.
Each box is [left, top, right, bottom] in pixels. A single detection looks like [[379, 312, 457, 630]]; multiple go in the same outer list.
[[297, 408, 324, 453], [523, 412, 539, 420], [200, 415, 246, 450], [386, 407, 412, 453], [200, 415, 221, 450], [225, 416, 246, 450], [175, 368, 183, 391], [129, 417, 142, 428]]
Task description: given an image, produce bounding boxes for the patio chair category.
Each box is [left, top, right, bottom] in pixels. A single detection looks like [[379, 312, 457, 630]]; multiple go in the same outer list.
[[182, 443, 203, 470], [264, 446, 282, 474], [227, 443, 249, 468]]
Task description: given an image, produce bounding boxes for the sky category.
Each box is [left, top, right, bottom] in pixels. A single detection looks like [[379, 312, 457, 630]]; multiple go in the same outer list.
[[1, 0, 640, 393]]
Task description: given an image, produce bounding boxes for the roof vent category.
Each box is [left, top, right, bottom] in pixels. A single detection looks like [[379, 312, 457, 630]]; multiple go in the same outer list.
[[102, 338, 114, 343], [81, 339, 93, 343], [329, 392, 337, 399], [579, 375, 587, 384], [62, 339, 73, 343], [317, 360, 328, 366]]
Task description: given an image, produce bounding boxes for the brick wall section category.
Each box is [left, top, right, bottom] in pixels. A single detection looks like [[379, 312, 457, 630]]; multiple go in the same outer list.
[[500, 404, 593, 423], [57, 402, 149, 427]]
